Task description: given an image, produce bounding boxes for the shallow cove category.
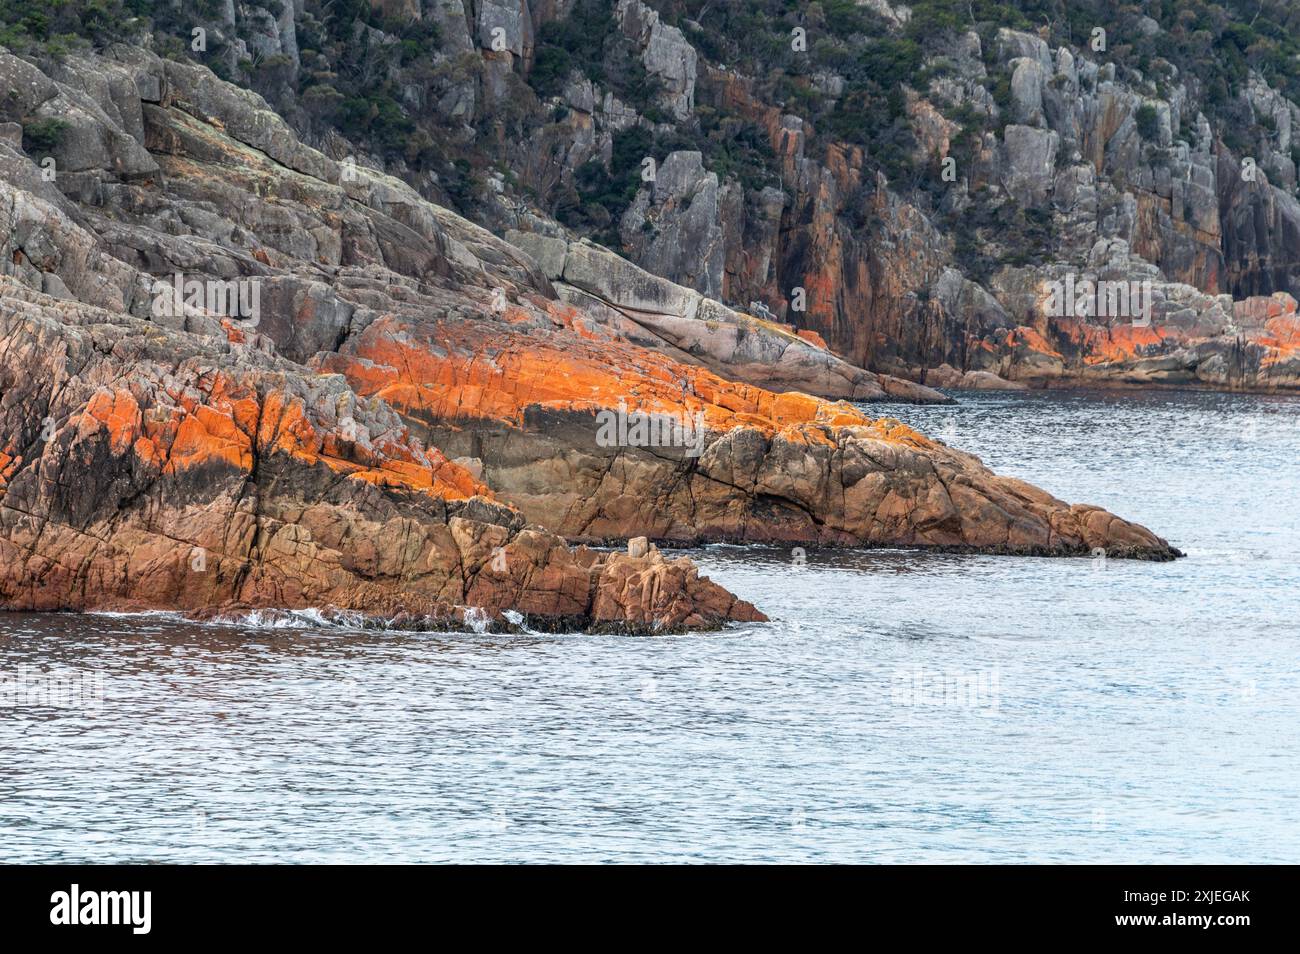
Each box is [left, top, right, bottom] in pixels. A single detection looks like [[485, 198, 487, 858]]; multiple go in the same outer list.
[[1, 388, 1297, 862]]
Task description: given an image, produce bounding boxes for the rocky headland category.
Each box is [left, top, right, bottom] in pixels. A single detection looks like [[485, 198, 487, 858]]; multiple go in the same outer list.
[[0, 40, 1181, 631]]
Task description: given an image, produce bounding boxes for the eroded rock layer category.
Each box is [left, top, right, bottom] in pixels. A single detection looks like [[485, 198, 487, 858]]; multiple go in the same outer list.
[[0, 46, 1179, 630], [0, 279, 762, 630]]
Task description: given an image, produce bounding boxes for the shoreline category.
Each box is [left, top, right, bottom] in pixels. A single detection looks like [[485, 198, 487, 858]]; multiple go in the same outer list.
[[906, 376, 1300, 397]]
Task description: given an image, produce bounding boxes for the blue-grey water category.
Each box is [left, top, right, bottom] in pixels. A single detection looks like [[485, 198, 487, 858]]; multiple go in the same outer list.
[[2, 389, 1297, 863]]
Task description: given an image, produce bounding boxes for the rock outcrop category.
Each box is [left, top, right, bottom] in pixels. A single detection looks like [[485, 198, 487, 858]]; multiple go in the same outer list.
[[615, 0, 697, 122], [618, 150, 726, 300], [505, 229, 947, 403], [962, 262, 1300, 391], [895, 27, 1300, 391], [0, 46, 766, 631], [679, 26, 1300, 393], [0, 45, 1181, 633], [12, 4, 1298, 398], [0, 277, 760, 631], [323, 316, 1177, 557]]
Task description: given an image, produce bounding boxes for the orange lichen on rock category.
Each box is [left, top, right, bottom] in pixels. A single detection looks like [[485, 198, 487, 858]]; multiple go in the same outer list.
[[0, 297, 755, 632], [318, 317, 936, 451], [1057, 319, 1170, 364], [167, 404, 253, 472], [82, 389, 144, 454], [797, 329, 829, 349], [220, 318, 249, 344], [72, 371, 490, 502], [0, 448, 18, 491], [541, 299, 603, 340], [501, 304, 535, 325], [76, 383, 259, 474], [1235, 292, 1298, 324], [1008, 325, 1064, 358], [257, 388, 491, 500], [873, 418, 933, 445], [1261, 316, 1300, 358]]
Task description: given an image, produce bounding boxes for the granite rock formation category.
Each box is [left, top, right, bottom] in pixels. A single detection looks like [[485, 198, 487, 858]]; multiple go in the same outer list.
[[0, 43, 1182, 630], [11, 4, 1296, 395], [0, 277, 760, 631]]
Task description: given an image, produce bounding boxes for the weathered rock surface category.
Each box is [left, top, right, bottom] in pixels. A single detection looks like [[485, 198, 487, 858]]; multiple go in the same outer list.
[[616, 0, 697, 122], [313, 307, 1175, 557], [925, 364, 1027, 391], [0, 45, 1180, 637], [618, 150, 726, 301], [952, 250, 1300, 390], [0, 47, 764, 630], [503, 16, 1300, 396], [0, 277, 760, 631], [505, 230, 947, 403], [26, 5, 1300, 400], [882, 26, 1300, 392]]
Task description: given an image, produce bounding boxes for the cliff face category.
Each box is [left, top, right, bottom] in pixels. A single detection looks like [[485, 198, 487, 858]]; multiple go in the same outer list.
[[0, 43, 1179, 626], [10, 3, 1296, 393], [89, 0, 1293, 394], [600, 17, 1300, 392], [911, 29, 1300, 391]]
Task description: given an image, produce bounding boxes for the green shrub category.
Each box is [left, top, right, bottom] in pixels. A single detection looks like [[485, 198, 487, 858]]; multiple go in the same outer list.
[[529, 46, 573, 99], [1135, 103, 1160, 141], [22, 118, 68, 153]]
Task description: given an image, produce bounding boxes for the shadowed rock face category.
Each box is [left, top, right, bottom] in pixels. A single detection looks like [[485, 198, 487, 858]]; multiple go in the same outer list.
[[0, 47, 1179, 631]]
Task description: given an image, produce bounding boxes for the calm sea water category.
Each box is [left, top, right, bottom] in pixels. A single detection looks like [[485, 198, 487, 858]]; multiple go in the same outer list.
[[2, 389, 1297, 863]]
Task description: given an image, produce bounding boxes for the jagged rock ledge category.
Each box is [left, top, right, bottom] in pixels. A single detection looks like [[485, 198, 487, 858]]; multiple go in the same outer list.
[[0, 280, 762, 633]]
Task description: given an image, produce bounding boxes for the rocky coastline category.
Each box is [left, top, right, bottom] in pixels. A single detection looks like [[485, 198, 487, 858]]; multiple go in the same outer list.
[[0, 44, 1181, 632]]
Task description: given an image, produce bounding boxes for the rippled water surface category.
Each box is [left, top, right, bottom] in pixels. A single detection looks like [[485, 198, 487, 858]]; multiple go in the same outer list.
[[2, 389, 1298, 863]]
